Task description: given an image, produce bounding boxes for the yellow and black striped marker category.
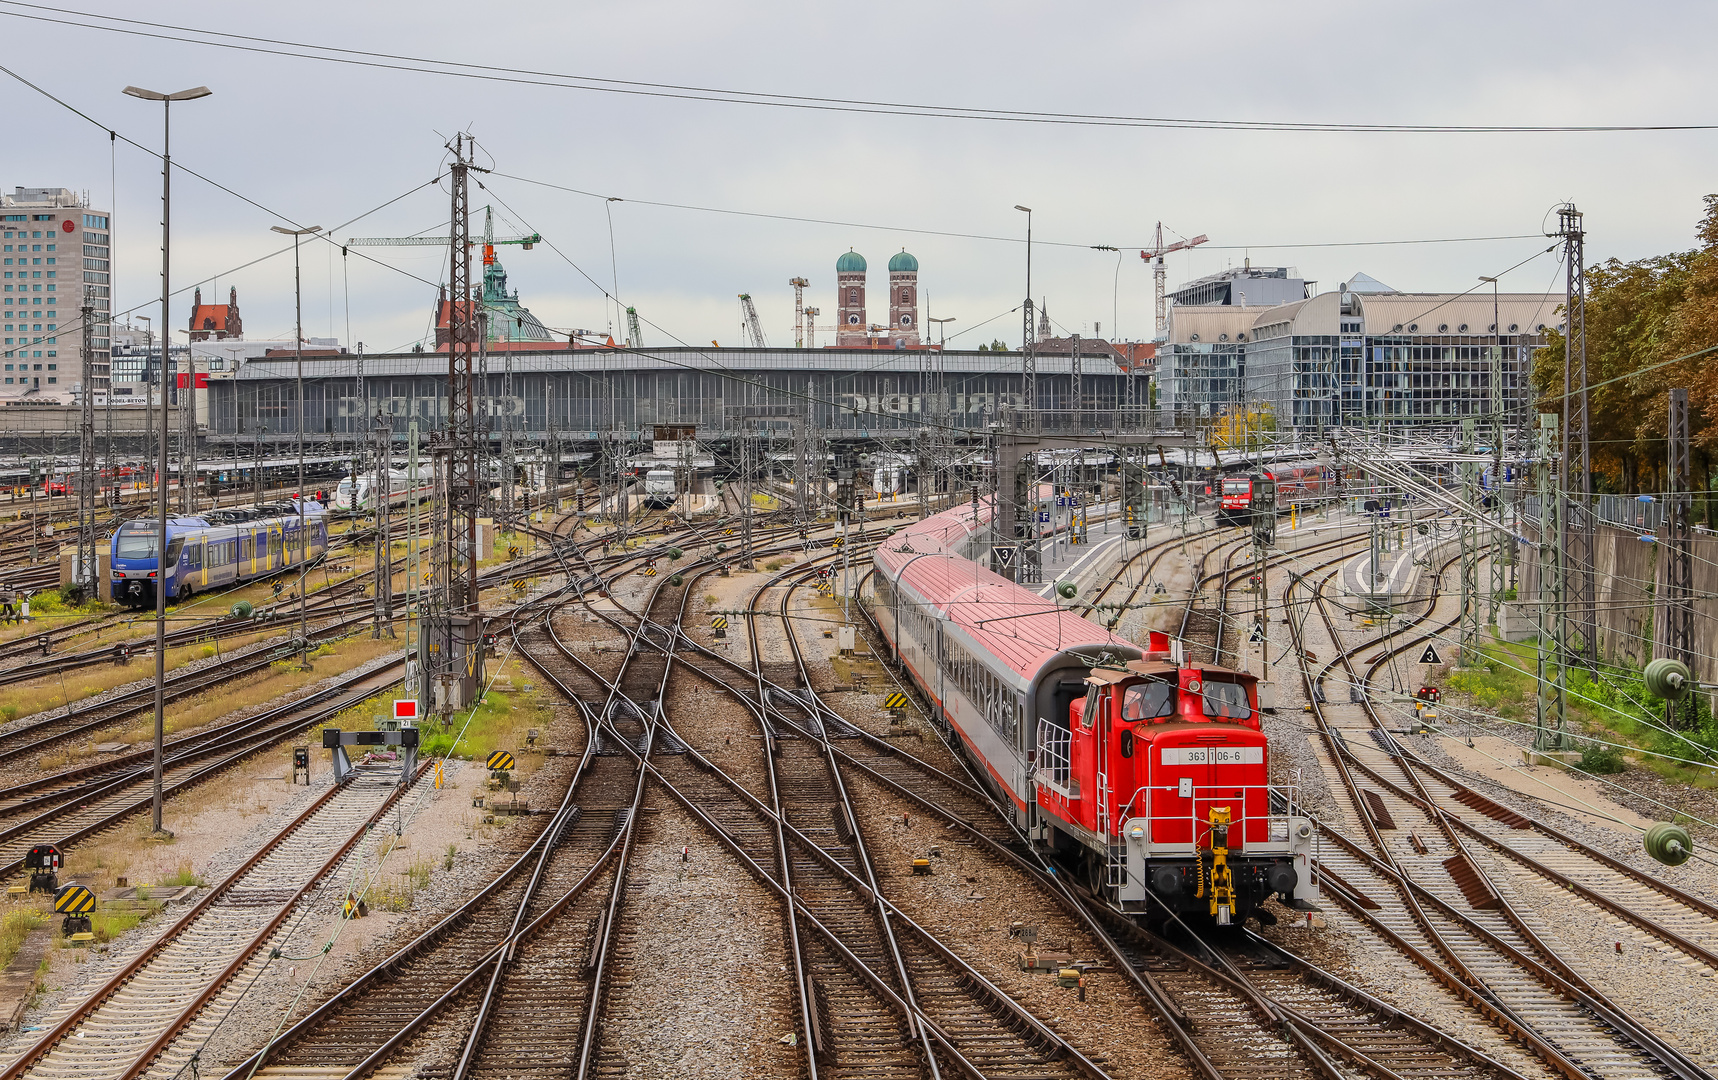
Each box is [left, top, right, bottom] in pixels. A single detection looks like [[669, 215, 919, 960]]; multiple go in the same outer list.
[[54, 885, 94, 915], [486, 750, 515, 771], [884, 692, 909, 711], [643, 564, 657, 576], [711, 616, 728, 631]]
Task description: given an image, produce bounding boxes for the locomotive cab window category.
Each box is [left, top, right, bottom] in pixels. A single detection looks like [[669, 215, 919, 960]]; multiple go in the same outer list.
[[1200, 679, 1251, 719], [1122, 680, 1176, 722], [1222, 478, 1250, 495]]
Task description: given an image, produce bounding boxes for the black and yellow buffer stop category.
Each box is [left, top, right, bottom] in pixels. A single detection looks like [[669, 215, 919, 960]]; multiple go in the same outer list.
[[486, 750, 516, 771], [54, 884, 95, 915], [711, 615, 728, 631], [884, 692, 910, 710]]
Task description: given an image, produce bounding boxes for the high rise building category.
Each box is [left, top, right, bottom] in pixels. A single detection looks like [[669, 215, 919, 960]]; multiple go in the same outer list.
[[0, 186, 111, 398]]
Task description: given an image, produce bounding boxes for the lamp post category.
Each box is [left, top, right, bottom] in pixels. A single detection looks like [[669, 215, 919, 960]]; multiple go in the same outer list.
[[123, 82, 211, 839], [271, 224, 322, 669]]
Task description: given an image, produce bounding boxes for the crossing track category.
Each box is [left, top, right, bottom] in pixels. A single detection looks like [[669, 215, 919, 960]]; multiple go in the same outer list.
[[1288, 549, 1718, 995], [212, 519, 809, 1079], [761, 554, 1545, 1080], [1283, 557, 1713, 1080], [0, 759, 430, 1080]]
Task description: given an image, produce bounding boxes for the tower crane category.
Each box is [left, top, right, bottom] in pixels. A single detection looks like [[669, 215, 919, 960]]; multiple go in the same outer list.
[[626, 306, 644, 348], [789, 277, 809, 347], [347, 205, 541, 265], [803, 306, 829, 349], [1139, 223, 1208, 340], [739, 293, 768, 348]]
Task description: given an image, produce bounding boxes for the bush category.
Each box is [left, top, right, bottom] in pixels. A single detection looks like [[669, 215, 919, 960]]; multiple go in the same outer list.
[[1577, 740, 1627, 774]]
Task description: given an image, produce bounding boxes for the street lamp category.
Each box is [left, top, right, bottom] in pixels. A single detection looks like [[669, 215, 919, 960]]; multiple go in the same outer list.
[[123, 83, 211, 840], [1014, 205, 1034, 422], [271, 224, 323, 669]]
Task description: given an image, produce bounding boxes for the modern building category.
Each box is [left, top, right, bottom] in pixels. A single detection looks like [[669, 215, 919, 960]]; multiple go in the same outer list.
[[1157, 305, 1273, 416], [1, 186, 111, 397], [1245, 281, 1561, 429], [1168, 265, 1308, 309]]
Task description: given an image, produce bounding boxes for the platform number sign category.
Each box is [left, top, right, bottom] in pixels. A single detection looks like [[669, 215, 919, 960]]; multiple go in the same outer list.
[[394, 700, 418, 724], [1417, 644, 1443, 665]]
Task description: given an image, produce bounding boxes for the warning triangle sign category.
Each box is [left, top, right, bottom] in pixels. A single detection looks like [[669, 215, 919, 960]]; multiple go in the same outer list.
[[995, 546, 1016, 565], [1418, 644, 1443, 665], [1248, 621, 1267, 643]]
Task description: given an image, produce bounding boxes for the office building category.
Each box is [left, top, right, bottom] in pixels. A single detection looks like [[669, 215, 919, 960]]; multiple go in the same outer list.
[[1, 186, 111, 398]]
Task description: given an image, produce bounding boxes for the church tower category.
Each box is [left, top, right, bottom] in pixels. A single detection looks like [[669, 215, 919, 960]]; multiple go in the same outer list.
[[835, 249, 867, 346], [888, 249, 920, 347]]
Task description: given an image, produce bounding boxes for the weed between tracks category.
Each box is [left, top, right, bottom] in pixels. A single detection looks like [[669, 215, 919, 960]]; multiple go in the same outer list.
[[27, 633, 402, 768], [0, 906, 45, 969]]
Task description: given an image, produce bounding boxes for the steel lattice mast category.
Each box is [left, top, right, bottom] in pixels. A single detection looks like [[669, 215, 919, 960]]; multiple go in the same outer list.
[[76, 288, 97, 597], [1558, 204, 1596, 664], [426, 134, 484, 715]]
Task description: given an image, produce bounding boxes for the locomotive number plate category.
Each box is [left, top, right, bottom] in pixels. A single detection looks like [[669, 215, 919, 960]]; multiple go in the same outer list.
[[1161, 747, 1263, 765]]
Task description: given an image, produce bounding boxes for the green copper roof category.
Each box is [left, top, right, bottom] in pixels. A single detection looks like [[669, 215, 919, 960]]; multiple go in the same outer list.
[[888, 250, 918, 273], [836, 250, 867, 273]]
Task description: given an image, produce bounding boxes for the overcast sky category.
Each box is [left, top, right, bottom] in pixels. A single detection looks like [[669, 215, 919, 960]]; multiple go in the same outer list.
[[7, 0, 1718, 354]]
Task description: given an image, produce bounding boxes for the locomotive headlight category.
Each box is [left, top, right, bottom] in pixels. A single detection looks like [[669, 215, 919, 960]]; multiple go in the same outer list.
[[1128, 825, 1145, 840], [1187, 678, 1201, 693]]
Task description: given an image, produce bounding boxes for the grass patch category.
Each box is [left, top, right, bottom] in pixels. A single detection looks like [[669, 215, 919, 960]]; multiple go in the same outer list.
[[0, 906, 46, 969], [416, 653, 551, 761], [1446, 634, 1718, 784], [88, 899, 161, 944]]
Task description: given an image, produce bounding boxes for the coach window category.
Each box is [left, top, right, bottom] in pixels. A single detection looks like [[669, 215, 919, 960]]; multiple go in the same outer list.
[[165, 538, 184, 566]]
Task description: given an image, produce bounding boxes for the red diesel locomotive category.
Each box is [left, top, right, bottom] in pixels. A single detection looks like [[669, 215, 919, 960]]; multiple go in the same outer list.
[[869, 503, 1316, 925]]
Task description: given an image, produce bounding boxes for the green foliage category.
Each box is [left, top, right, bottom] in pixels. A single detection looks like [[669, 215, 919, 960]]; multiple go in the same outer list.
[[1577, 740, 1628, 774]]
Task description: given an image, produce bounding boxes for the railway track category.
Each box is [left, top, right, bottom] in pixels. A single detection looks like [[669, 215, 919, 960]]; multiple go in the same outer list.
[[1, 759, 428, 1080], [1284, 558, 1710, 1080]]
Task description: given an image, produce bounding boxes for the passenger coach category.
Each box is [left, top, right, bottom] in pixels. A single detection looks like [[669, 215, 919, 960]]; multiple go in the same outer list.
[[110, 500, 328, 607], [869, 503, 1317, 925]]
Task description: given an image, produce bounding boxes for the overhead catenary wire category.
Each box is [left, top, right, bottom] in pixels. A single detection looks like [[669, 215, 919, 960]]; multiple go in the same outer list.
[[3, 3, 1715, 135]]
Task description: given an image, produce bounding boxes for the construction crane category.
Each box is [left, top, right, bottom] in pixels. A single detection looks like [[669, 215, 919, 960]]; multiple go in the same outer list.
[[739, 293, 768, 348], [789, 277, 809, 347], [626, 306, 644, 348], [348, 205, 541, 265], [1139, 223, 1209, 340], [803, 306, 825, 349]]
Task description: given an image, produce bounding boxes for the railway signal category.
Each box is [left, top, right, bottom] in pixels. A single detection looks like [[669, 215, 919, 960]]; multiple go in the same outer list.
[[54, 883, 95, 937], [25, 843, 61, 893]]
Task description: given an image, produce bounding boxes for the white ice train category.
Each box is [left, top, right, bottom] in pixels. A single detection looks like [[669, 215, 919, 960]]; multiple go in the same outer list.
[[333, 469, 434, 512], [642, 469, 678, 510]]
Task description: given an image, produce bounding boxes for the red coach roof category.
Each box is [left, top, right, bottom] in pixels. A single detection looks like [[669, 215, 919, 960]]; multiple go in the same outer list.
[[874, 502, 1136, 685]]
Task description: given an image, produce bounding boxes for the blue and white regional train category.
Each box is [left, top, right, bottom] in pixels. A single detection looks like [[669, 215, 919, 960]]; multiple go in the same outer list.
[[110, 500, 329, 608]]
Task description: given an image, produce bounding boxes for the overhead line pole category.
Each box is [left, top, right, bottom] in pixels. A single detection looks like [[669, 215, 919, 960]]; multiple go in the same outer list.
[[1558, 204, 1596, 665]]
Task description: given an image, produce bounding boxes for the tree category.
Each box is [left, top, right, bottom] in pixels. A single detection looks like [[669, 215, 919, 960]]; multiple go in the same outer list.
[[1210, 403, 1278, 452]]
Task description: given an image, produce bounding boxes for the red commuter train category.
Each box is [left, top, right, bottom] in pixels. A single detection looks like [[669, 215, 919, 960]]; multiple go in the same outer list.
[[1217, 461, 1332, 526], [869, 503, 1316, 925]]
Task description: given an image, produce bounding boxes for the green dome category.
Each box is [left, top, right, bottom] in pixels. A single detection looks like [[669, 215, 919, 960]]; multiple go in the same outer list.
[[836, 249, 867, 273], [888, 250, 919, 273]]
